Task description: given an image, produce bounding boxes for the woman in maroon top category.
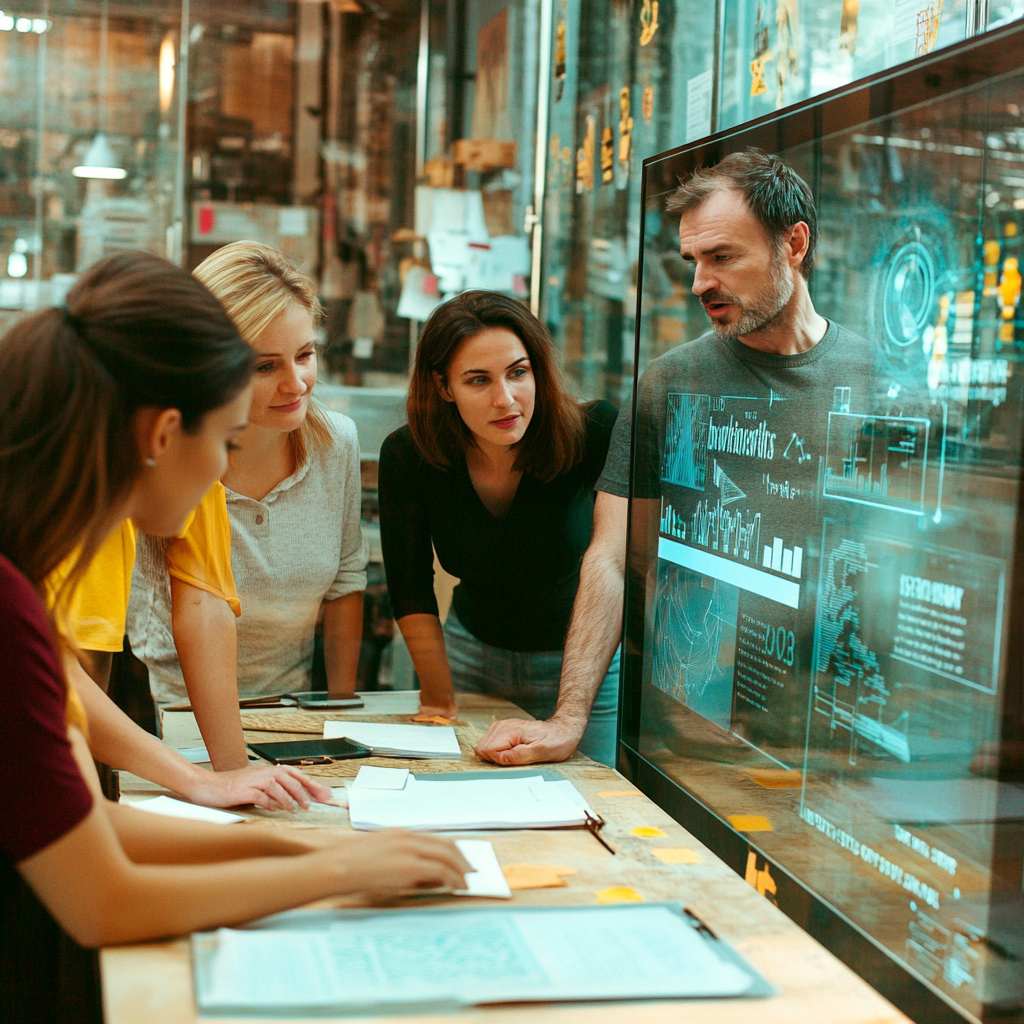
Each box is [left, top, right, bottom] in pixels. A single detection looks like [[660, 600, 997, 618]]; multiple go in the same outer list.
[[0, 252, 467, 1022]]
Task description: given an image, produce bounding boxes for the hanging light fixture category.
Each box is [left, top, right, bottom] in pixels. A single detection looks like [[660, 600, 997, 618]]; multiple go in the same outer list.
[[73, 0, 126, 180]]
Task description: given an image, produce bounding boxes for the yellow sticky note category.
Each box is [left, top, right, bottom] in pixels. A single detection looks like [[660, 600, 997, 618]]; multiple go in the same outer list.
[[597, 789, 642, 798], [596, 886, 644, 904], [745, 768, 802, 789], [503, 864, 577, 891], [728, 814, 773, 832], [631, 825, 667, 838], [651, 847, 701, 865]]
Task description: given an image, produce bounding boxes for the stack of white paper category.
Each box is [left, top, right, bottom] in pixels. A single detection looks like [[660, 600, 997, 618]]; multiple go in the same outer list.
[[323, 721, 461, 759], [347, 769, 595, 831]]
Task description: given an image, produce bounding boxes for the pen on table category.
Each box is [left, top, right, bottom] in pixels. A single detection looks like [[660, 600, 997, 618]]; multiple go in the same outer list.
[[585, 812, 616, 855]]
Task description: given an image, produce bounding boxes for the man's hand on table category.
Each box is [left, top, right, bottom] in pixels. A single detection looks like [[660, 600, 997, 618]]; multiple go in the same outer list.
[[475, 714, 585, 765], [183, 763, 333, 811]]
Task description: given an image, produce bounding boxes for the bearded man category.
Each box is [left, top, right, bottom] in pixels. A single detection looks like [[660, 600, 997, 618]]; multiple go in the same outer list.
[[477, 148, 876, 765]]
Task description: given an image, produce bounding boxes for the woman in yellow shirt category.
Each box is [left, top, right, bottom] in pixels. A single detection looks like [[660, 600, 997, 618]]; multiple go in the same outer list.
[[55, 485, 319, 808], [1, 250, 467, 1019]]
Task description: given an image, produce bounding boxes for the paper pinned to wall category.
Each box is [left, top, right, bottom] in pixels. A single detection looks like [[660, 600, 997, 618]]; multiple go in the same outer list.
[[416, 186, 490, 241], [397, 264, 444, 321], [278, 208, 309, 237], [686, 69, 713, 142]]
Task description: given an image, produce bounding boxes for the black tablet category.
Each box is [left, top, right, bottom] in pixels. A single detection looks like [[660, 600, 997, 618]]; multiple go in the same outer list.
[[247, 737, 371, 766]]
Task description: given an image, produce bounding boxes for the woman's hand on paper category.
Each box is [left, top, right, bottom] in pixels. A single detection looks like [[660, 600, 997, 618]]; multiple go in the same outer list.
[[185, 763, 333, 811], [340, 831, 471, 898], [475, 715, 585, 766]]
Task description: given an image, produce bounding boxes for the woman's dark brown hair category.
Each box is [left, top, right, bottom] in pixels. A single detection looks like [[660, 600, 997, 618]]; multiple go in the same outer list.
[[0, 250, 253, 609], [407, 291, 584, 481]]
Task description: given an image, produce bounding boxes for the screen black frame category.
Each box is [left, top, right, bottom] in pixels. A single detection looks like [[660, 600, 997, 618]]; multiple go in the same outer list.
[[617, 19, 1024, 1024]]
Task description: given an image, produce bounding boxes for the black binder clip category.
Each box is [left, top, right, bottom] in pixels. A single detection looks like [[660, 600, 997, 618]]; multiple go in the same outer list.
[[683, 906, 718, 940]]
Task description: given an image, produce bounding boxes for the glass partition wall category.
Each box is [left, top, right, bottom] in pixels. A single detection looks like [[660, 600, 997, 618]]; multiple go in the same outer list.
[[0, 0, 188, 334], [536, 0, 1024, 404], [619, 22, 1024, 1024]]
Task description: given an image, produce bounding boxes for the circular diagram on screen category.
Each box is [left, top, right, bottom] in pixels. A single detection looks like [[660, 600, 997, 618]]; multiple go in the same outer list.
[[866, 219, 955, 379], [881, 240, 937, 349]]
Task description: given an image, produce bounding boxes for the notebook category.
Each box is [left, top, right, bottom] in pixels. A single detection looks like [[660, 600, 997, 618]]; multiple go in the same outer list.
[[322, 720, 461, 759]]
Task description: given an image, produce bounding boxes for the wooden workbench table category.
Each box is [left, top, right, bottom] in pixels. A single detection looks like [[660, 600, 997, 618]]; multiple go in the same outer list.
[[103, 692, 909, 1023]]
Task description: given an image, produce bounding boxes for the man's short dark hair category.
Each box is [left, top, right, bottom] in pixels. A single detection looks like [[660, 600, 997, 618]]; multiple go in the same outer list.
[[667, 148, 818, 278]]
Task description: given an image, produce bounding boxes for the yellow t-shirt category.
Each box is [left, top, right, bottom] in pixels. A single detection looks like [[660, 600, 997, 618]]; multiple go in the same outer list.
[[53, 482, 240, 652]]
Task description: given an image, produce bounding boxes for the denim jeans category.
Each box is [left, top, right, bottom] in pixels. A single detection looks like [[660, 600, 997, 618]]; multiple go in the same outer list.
[[443, 611, 621, 767]]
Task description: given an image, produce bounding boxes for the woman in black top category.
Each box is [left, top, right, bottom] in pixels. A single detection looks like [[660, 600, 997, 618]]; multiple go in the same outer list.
[[379, 291, 619, 765]]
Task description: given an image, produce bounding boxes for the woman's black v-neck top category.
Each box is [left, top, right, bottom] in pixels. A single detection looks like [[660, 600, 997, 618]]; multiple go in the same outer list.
[[378, 401, 617, 652]]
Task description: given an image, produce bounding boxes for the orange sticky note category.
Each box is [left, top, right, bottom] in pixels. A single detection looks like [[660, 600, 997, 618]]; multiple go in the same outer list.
[[631, 825, 666, 839], [503, 864, 577, 891], [651, 847, 701, 865], [596, 886, 644, 904], [597, 789, 642, 798], [410, 714, 458, 725], [745, 768, 802, 789], [728, 814, 773, 832]]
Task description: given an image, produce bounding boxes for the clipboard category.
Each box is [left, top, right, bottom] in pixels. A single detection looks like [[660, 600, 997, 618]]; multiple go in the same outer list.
[[163, 691, 364, 712], [192, 902, 775, 1016]]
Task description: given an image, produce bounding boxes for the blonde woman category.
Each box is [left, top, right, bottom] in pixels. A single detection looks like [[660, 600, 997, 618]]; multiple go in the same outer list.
[[130, 242, 368, 766]]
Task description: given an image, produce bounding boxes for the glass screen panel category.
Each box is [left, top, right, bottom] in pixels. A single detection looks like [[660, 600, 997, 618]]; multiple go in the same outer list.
[[629, 27, 1024, 1023]]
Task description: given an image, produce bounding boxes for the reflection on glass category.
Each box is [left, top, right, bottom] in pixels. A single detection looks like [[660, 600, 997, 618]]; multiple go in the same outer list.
[[630, 28, 1024, 1023], [718, 0, 972, 130]]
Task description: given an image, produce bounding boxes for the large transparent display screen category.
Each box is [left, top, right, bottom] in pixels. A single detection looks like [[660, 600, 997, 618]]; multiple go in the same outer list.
[[631, 32, 1023, 1023]]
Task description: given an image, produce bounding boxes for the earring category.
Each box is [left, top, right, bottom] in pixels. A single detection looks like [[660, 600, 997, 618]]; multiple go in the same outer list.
[[144, 457, 157, 468]]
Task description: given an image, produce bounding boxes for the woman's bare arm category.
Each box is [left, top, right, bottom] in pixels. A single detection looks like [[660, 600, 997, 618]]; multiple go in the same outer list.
[[18, 730, 470, 948]]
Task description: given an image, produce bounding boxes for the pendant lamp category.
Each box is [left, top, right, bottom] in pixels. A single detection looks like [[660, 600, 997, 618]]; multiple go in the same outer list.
[[73, 0, 126, 180]]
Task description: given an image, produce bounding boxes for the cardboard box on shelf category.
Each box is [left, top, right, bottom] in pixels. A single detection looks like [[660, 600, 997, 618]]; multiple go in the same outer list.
[[452, 139, 517, 171], [424, 156, 458, 189]]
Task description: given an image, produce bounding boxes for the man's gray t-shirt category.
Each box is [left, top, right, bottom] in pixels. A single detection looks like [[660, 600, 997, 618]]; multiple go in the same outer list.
[[598, 320, 883, 763], [598, 320, 875, 498]]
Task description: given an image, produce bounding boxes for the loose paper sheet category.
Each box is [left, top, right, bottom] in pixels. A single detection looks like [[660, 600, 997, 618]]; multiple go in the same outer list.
[[132, 796, 244, 825], [455, 840, 511, 899], [352, 766, 410, 790]]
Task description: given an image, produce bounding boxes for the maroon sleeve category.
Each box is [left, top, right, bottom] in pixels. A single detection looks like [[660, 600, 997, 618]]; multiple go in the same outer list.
[[0, 556, 93, 863]]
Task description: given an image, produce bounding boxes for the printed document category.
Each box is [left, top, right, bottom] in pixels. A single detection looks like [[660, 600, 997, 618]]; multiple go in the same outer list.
[[193, 904, 766, 1015]]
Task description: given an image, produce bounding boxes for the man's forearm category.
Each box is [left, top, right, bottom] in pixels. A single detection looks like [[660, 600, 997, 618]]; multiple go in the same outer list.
[[322, 592, 363, 696], [553, 549, 624, 724], [66, 654, 202, 795], [171, 578, 248, 770]]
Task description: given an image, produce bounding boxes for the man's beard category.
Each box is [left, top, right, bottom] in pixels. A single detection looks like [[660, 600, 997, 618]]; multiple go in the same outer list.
[[705, 251, 794, 340]]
